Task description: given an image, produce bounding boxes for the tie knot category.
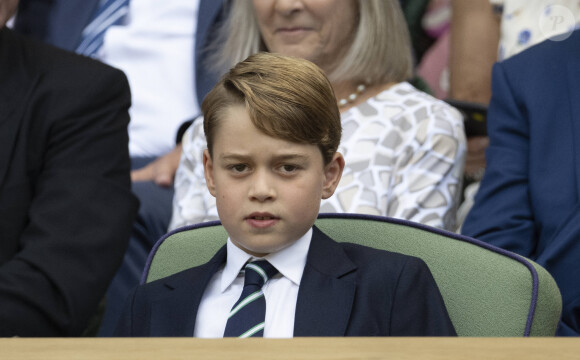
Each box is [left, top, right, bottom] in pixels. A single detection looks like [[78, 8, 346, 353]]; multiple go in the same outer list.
[[243, 260, 277, 288]]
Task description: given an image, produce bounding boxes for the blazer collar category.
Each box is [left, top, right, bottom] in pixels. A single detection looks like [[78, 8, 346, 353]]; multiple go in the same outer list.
[[293, 226, 357, 336], [146, 226, 357, 337]]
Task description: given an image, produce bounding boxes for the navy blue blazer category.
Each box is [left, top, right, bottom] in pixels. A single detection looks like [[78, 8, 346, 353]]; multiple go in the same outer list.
[[14, 0, 224, 107], [462, 30, 580, 336], [115, 226, 456, 337]]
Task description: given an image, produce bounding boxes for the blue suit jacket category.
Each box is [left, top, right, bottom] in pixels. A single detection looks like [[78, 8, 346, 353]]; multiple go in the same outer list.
[[462, 30, 580, 336], [14, 0, 224, 107], [114, 226, 456, 337]]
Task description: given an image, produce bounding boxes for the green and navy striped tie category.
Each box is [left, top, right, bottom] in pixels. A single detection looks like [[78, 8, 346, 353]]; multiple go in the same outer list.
[[224, 260, 278, 338]]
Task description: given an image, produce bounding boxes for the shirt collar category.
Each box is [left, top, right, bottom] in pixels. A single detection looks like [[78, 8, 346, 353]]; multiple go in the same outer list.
[[221, 228, 313, 292]]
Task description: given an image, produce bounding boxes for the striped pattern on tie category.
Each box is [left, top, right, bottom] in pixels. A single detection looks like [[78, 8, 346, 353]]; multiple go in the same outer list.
[[76, 0, 130, 56], [223, 260, 278, 338]]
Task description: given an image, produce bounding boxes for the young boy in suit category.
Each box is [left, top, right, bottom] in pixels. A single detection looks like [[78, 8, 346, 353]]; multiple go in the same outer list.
[[115, 53, 456, 337]]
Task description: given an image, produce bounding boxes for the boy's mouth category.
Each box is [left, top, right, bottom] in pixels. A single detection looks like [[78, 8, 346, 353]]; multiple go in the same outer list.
[[246, 213, 278, 221], [246, 213, 279, 228], [252, 216, 274, 220]]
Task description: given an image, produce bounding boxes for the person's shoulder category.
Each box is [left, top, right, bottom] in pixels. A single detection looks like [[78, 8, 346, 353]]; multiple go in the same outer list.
[[338, 241, 428, 273], [384, 82, 463, 121], [339, 242, 434, 288], [378, 82, 465, 137], [9, 28, 126, 84], [502, 29, 580, 70], [493, 29, 580, 95], [6, 28, 130, 116], [311, 227, 432, 282]]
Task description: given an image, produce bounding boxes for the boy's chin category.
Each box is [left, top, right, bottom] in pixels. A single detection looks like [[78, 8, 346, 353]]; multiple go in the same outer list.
[[233, 239, 295, 258], [232, 240, 271, 258]]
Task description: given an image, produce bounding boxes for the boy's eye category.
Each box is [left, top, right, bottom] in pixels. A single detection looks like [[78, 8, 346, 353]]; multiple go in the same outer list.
[[280, 164, 298, 173], [229, 164, 249, 173]]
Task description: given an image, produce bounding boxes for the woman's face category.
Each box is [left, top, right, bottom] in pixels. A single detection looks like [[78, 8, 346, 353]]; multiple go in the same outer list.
[[252, 0, 358, 73]]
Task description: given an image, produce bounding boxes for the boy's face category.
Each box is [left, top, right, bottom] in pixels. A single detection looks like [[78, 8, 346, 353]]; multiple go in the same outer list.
[[203, 105, 344, 257]]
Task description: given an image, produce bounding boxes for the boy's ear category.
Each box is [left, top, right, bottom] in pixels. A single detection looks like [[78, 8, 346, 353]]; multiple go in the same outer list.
[[203, 149, 217, 197], [321, 152, 345, 199]]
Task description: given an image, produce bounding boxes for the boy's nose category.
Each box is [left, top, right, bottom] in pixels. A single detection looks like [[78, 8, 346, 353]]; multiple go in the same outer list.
[[248, 171, 276, 202]]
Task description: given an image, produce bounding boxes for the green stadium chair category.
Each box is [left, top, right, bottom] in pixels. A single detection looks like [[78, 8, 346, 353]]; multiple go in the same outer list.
[[142, 213, 562, 336]]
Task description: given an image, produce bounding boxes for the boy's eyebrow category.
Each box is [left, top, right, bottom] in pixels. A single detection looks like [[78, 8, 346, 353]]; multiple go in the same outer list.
[[271, 154, 311, 162], [219, 153, 311, 162]]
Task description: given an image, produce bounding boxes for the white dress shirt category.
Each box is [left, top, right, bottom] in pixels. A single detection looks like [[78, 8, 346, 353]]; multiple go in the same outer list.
[[193, 228, 312, 338], [99, 0, 199, 157]]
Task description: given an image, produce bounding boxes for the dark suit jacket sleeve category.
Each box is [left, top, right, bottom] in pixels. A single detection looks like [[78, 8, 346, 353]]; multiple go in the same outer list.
[[389, 257, 456, 336], [461, 62, 536, 257], [0, 39, 138, 336]]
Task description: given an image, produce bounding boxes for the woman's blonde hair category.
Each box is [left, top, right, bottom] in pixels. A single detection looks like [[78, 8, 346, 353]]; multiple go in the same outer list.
[[207, 0, 413, 85], [203, 53, 342, 165]]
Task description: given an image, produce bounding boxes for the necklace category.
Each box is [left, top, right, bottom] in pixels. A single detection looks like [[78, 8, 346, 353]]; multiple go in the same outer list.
[[338, 84, 367, 107]]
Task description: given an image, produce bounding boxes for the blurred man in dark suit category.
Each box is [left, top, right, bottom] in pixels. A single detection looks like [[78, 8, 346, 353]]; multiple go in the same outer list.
[[0, 0, 138, 336], [12, 0, 225, 335]]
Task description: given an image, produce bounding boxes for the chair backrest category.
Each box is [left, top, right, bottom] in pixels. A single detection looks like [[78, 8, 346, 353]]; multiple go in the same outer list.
[[142, 213, 562, 336]]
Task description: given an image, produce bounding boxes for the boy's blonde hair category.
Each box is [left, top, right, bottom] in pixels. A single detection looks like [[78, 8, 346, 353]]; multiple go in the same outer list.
[[202, 53, 342, 165]]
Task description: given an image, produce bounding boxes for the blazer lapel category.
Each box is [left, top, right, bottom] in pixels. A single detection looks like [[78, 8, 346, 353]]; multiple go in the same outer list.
[[567, 49, 580, 197], [293, 227, 357, 336], [148, 246, 227, 336]]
